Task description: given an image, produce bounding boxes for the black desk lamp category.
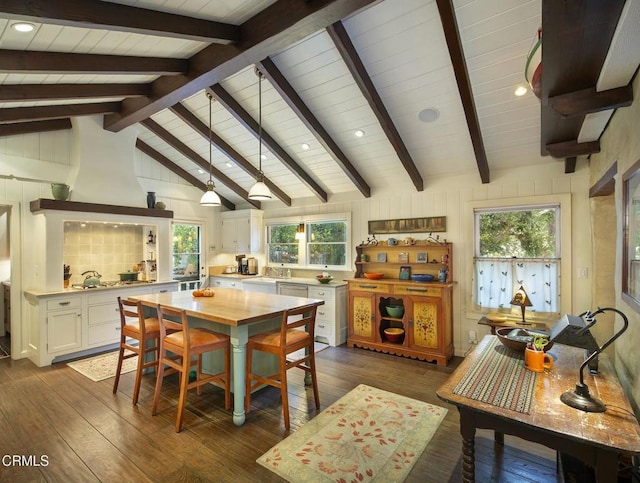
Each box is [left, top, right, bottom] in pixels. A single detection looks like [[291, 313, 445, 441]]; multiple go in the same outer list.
[[550, 307, 629, 413]]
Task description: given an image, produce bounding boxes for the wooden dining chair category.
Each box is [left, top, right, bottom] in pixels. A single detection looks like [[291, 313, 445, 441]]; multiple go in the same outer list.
[[245, 304, 320, 430], [113, 297, 161, 406], [151, 304, 231, 432]]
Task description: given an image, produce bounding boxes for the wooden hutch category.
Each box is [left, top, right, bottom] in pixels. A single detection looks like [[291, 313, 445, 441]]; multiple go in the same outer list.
[[347, 239, 454, 366]]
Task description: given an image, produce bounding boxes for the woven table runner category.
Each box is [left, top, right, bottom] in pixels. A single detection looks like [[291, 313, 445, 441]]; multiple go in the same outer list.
[[453, 338, 537, 414]]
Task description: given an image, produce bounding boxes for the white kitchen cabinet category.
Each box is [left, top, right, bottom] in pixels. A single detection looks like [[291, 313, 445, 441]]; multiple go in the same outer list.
[[220, 209, 263, 254], [308, 285, 347, 347], [209, 276, 243, 290], [46, 297, 82, 354], [87, 291, 123, 347]]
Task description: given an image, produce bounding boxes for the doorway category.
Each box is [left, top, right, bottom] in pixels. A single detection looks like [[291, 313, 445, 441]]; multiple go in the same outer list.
[[0, 205, 11, 357]]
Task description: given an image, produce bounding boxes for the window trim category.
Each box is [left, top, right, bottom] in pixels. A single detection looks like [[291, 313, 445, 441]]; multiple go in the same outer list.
[[265, 212, 351, 270], [465, 194, 572, 318]]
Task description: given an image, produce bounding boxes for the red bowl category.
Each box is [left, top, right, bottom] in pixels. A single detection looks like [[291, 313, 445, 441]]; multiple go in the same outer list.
[[384, 327, 404, 343], [364, 272, 384, 280]]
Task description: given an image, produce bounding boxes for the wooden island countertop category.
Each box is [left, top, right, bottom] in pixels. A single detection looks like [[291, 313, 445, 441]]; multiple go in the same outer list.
[[129, 288, 324, 426]]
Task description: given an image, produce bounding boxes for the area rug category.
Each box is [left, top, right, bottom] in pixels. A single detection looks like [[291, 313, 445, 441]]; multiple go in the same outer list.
[[67, 351, 138, 382], [452, 337, 537, 414], [257, 384, 447, 482]]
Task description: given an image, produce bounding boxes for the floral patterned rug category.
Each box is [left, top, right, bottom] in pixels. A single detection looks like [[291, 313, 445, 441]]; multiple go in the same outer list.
[[257, 384, 447, 482], [67, 350, 138, 382]]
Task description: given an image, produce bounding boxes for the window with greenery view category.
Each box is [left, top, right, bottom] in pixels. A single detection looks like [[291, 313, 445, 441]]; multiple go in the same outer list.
[[307, 220, 347, 266], [474, 205, 560, 313], [173, 223, 202, 290], [268, 224, 299, 264], [266, 216, 349, 269]]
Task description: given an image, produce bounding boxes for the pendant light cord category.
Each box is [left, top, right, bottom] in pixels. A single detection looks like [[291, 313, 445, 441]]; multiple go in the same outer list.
[[208, 92, 213, 184], [258, 70, 263, 176]]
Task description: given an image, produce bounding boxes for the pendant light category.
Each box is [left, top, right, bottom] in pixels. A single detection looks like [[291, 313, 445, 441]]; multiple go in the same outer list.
[[200, 92, 221, 206], [248, 67, 272, 201]]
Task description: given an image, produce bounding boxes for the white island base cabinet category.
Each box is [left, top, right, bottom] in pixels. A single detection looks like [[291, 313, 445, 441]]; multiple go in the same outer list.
[[307, 285, 347, 347], [25, 282, 177, 367]]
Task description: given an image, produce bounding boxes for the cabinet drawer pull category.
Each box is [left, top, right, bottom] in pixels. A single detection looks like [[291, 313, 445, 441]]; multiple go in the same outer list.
[[406, 287, 428, 293], [58, 301, 71, 306], [318, 311, 325, 316], [359, 284, 378, 289], [159, 289, 168, 293], [318, 291, 325, 296], [318, 324, 326, 329]]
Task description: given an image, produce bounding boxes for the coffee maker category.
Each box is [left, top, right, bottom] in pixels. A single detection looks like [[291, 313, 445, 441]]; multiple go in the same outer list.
[[247, 257, 258, 275], [235, 254, 246, 274]]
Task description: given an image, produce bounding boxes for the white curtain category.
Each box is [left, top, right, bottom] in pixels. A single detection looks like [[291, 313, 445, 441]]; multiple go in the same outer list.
[[473, 258, 559, 314]]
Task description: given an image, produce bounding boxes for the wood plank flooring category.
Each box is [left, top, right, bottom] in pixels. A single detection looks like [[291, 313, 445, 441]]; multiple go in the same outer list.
[[0, 346, 563, 482]]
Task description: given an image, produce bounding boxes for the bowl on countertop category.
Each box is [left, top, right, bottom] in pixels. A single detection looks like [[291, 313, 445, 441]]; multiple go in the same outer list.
[[384, 327, 405, 343], [496, 327, 553, 352], [411, 274, 435, 282], [385, 305, 404, 318], [316, 274, 333, 284], [364, 272, 384, 280]]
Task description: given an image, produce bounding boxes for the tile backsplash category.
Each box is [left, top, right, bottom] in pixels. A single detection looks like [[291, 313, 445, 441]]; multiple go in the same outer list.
[[63, 222, 146, 284]]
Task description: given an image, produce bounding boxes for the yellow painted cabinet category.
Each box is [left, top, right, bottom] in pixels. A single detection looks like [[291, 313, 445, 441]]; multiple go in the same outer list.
[[348, 291, 376, 343]]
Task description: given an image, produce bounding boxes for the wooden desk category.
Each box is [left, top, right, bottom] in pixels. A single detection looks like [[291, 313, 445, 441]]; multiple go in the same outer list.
[[478, 315, 548, 334], [129, 289, 324, 426], [437, 335, 640, 482]]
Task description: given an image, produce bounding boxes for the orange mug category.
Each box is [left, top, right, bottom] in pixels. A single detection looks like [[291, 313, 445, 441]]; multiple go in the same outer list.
[[524, 347, 553, 372]]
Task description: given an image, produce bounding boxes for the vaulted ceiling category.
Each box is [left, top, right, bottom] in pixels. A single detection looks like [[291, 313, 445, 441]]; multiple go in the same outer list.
[[0, 0, 638, 209]]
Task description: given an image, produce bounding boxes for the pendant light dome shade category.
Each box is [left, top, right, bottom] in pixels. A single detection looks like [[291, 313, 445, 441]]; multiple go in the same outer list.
[[201, 92, 221, 207], [249, 67, 272, 201], [200, 180, 221, 206]]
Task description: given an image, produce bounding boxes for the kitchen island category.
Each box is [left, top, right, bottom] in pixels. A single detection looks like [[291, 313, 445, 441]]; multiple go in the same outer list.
[[128, 288, 324, 426]]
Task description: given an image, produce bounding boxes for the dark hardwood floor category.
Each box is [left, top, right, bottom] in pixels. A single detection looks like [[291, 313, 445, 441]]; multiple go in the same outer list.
[[0, 345, 563, 482]]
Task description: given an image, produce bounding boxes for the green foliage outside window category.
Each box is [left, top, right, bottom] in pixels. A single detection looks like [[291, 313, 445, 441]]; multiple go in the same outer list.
[[173, 223, 201, 277], [308, 221, 347, 266], [268, 224, 299, 264], [478, 208, 557, 258]]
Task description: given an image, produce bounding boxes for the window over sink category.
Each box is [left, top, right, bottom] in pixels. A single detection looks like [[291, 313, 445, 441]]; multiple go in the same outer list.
[[266, 213, 350, 270]]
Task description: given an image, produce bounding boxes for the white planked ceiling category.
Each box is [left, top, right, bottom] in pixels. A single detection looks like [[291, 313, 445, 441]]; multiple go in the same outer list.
[[0, 0, 635, 207]]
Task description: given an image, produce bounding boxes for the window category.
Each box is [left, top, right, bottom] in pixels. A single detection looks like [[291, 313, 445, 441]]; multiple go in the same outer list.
[[266, 214, 350, 270], [267, 224, 299, 264], [307, 220, 347, 266], [473, 204, 561, 314], [172, 222, 202, 291]]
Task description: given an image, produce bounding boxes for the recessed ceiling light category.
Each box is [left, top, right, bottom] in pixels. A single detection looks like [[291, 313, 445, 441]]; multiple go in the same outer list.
[[514, 85, 528, 97], [418, 108, 440, 123], [198, 169, 205, 174], [260, 154, 267, 160], [12, 22, 35, 33], [301, 143, 310, 150], [354, 129, 365, 138], [226, 162, 232, 168]]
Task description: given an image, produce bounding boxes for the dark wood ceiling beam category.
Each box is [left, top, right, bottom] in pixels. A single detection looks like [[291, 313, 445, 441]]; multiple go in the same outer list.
[[0, 102, 120, 123], [0, 118, 72, 137], [103, 0, 378, 132], [546, 140, 600, 158], [0, 50, 187, 75], [207, 84, 329, 203], [169, 102, 291, 206], [589, 162, 617, 197], [0, 0, 239, 43], [549, 85, 633, 117], [140, 118, 260, 209], [327, 21, 424, 192], [136, 139, 235, 211], [0, 83, 150, 102], [540, 0, 626, 156], [436, 0, 490, 184], [257, 57, 371, 198]]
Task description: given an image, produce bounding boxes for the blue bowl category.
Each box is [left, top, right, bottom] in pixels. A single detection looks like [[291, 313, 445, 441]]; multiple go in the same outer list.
[[411, 274, 435, 282]]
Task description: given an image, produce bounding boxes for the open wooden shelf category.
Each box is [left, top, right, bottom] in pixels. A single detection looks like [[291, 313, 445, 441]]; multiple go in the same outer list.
[[30, 199, 174, 218]]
